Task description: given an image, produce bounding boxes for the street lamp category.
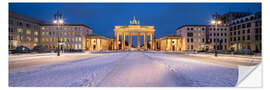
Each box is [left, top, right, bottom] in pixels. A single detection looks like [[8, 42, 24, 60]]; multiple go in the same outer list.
[[211, 19, 222, 57], [53, 11, 64, 56]]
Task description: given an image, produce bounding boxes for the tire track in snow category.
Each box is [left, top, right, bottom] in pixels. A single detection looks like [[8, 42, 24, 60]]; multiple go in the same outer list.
[[83, 52, 130, 87], [143, 52, 197, 86], [144, 52, 238, 87]]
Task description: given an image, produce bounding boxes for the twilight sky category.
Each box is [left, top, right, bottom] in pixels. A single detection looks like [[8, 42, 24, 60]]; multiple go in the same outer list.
[[9, 3, 261, 39]]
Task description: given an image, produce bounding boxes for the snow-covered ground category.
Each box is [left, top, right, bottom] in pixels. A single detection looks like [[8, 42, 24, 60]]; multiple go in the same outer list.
[[9, 52, 239, 87]]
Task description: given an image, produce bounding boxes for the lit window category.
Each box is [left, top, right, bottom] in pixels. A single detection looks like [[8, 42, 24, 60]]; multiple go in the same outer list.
[[26, 30, 31, 35], [17, 28, 23, 33], [26, 37, 31, 41], [34, 32, 38, 36], [34, 38, 38, 42]]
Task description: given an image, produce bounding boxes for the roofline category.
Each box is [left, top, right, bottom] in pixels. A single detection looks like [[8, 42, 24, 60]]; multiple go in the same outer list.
[[9, 11, 44, 24], [42, 24, 92, 29], [87, 33, 111, 40], [176, 24, 208, 30]]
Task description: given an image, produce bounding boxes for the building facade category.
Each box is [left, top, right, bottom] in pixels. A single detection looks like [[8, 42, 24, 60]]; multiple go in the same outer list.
[[176, 25, 229, 51], [85, 34, 113, 51], [40, 24, 92, 51], [9, 12, 43, 50], [175, 12, 261, 52], [228, 12, 262, 52], [157, 34, 185, 51]]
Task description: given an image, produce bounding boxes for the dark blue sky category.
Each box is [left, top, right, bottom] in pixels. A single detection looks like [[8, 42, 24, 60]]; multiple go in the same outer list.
[[9, 3, 261, 38]]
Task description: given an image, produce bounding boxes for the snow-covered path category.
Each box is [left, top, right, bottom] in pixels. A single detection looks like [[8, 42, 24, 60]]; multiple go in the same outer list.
[[9, 52, 238, 87]]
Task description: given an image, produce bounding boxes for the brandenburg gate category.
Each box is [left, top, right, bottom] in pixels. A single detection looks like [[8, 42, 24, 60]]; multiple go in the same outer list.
[[114, 16, 155, 50]]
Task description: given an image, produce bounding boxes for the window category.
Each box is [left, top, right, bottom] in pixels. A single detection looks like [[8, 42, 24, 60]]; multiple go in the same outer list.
[[255, 21, 260, 27], [26, 37, 31, 41], [234, 26, 237, 30], [187, 32, 193, 37], [34, 32, 38, 36], [245, 18, 249, 21], [242, 24, 246, 28], [243, 36, 245, 41], [202, 38, 205, 42], [247, 29, 250, 33], [255, 28, 259, 33], [26, 30, 31, 35], [34, 38, 38, 42], [225, 33, 227, 36], [225, 39, 227, 43], [187, 38, 189, 43], [238, 31, 240, 35], [190, 28, 193, 30], [26, 24, 31, 28], [237, 25, 241, 29], [255, 35, 259, 40], [247, 23, 251, 27], [238, 37, 240, 40], [247, 35, 250, 40], [243, 30, 245, 34], [191, 38, 193, 42], [17, 28, 23, 33], [9, 36, 13, 40]]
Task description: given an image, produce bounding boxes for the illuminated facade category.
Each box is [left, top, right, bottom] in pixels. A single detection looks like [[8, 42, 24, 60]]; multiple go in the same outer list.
[[9, 12, 261, 52], [229, 12, 261, 52], [9, 12, 43, 50], [41, 24, 92, 51], [177, 25, 229, 51], [86, 34, 113, 51], [157, 34, 186, 51], [176, 12, 261, 52], [113, 16, 155, 50]]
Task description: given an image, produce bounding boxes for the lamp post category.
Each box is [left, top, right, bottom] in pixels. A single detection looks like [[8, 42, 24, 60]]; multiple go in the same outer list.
[[211, 19, 221, 57], [53, 11, 64, 56]]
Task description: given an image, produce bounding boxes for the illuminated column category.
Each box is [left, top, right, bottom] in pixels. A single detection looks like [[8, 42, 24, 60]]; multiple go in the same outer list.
[[168, 39, 172, 51], [88, 39, 91, 51], [144, 33, 147, 50], [115, 32, 119, 50], [177, 39, 181, 51], [150, 33, 154, 50], [122, 33, 125, 50], [137, 34, 141, 49], [176, 39, 180, 51], [128, 34, 132, 50]]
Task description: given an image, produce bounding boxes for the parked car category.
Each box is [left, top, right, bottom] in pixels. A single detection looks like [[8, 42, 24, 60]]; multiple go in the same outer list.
[[233, 49, 254, 55], [32, 45, 50, 53], [12, 46, 31, 53]]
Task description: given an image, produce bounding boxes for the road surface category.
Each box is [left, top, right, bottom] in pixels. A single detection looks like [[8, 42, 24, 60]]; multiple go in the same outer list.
[[9, 52, 239, 87]]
